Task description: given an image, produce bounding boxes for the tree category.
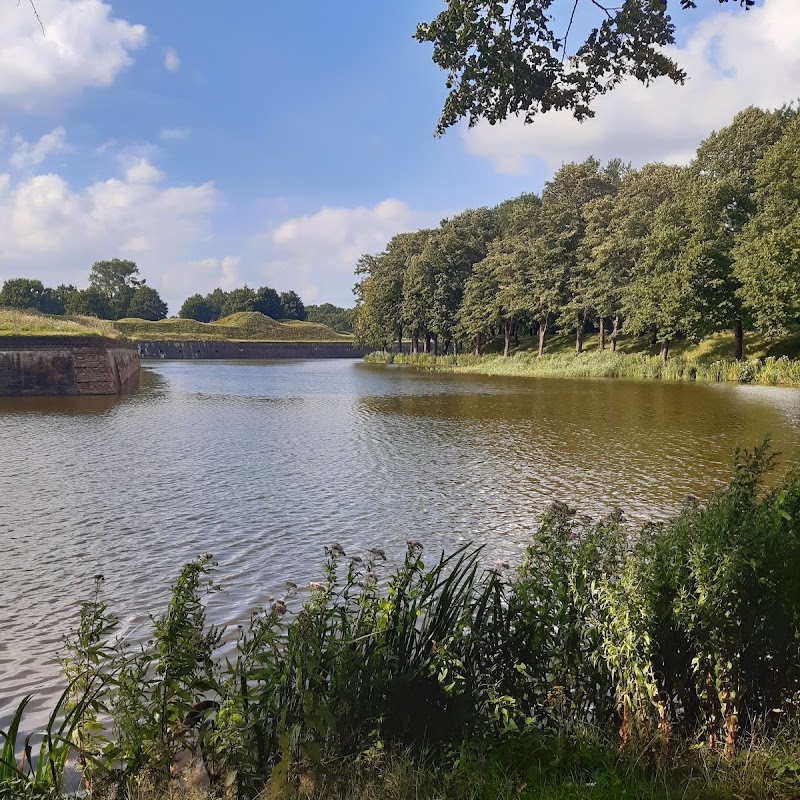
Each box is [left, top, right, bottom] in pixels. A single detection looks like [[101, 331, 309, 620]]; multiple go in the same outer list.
[[221, 286, 257, 317], [253, 286, 283, 319], [417, 1, 752, 134], [733, 114, 800, 338], [692, 105, 797, 357], [179, 294, 215, 323], [279, 290, 306, 321], [88, 258, 142, 319], [65, 287, 111, 319], [126, 285, 168, 321], [206, 288, 228, 321], [0, 278, 47, 310], [624, 168, 727, 360], [305, 303, 354, 333], [581, 162, 682, 351], [541, 158, 625, 354], [457, 258, 500, 355]]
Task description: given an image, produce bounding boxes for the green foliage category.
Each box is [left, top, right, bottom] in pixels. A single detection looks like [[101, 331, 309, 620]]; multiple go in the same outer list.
[[416, 0, 687, 135], [64, 287, 111, 319], [179, 293, 215, 322], [88, 259, 142, 320], [305, 303, 354, 333], [5, 451, 800, 798], [0, 278, 47, 311], [126, 285, 168, 321], [280, 290, 307, 321]]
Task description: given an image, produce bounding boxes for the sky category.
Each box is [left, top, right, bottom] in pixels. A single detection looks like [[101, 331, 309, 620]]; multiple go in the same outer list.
[[0, 0, 797, 312]]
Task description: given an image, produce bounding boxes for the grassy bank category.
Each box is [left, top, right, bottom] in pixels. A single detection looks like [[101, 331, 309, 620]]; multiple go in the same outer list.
[[3, 444, 799, 799], [0, 308, 123, 339], [115, 312, 353, 342], [365, 349, 800, 386], [364, 326, 800, 385]]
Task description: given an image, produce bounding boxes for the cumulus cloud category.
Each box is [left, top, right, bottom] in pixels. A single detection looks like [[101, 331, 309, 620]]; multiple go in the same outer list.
[[462, 0, 800, 175], [163, 47, 180, 72], [254, 199, 447, 306], [159, 255, 242, 301], [9, 127, 68, 169], [0, 159, 217, 313], [0, 0, 146, 108]]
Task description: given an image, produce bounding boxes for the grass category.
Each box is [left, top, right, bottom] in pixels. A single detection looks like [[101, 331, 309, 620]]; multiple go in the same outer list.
[[115, 312, 354, 342], [365, 328, 800, 386], [0, 308, 123, 338]]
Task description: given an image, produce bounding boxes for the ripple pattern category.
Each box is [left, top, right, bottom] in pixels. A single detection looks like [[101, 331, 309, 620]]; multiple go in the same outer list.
[[2, 359, 800, 725]]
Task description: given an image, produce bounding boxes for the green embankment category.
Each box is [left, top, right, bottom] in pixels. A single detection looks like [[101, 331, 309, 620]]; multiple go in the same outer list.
[[115, 311, 353, 342], [366, 329, 800, 386], [0, 308, 123, 339]]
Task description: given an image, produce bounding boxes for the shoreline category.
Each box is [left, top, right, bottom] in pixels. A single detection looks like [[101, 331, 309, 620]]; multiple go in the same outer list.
[[364, 350, 800, 386]]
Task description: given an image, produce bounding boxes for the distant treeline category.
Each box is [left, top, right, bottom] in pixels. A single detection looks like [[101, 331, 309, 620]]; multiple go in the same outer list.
[[0, 263, 354, 332], [0, 260, 168, 321], [178, 288, 353, 331], [354, 104, 800, 361]]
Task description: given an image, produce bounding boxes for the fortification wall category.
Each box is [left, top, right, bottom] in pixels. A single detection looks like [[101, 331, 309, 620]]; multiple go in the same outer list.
[[0, 337, 140, 396], [136, 340, 369, 360]]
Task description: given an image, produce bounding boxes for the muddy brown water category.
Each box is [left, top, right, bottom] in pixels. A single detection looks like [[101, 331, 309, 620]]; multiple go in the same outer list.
[[2, 359, 800, 726]]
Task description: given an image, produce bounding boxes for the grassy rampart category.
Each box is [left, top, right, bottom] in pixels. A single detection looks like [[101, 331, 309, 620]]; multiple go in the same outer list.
[[115, 312, 353, 342], [0, 308, 123, 339]]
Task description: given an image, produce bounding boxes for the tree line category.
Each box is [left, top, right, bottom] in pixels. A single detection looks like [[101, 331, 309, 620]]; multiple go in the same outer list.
[[354, 104, 800, 362], [0, 259, 168, 321], [0, 262, 355, 330]]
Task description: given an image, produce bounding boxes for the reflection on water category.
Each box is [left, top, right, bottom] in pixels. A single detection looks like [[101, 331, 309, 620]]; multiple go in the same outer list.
[[2, 359, 800, 725]]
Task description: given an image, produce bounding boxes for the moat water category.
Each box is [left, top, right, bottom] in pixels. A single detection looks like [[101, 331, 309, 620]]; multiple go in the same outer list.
[[3, 359, 800, 724]]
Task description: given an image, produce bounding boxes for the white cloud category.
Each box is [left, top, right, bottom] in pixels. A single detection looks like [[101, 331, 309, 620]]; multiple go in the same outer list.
[[159, 255, 242, 301], [462, 0, 800, 176], [0, 161, 217, 314], [163, 47, 180, 72], [9, 126, 68, 168], [122, 158, 164, 185], [160, 127, 189, 141], [251, 199, 447, 306], [0, 0, 146, 108]]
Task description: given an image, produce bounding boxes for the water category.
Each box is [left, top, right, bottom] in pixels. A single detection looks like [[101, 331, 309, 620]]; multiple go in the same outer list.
[[2, 359, 800, 724]]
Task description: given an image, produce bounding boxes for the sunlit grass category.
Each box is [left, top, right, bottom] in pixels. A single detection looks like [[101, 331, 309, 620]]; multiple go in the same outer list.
[[115, 311, 353, 342], [0, 308, 123, 338]]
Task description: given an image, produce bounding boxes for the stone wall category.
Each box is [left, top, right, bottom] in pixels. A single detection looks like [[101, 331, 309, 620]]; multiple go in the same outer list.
[[136, 340, 369, 360], [0, 337, 140, 396]]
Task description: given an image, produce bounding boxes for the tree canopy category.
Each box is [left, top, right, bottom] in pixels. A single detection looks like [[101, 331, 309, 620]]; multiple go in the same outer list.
[[417, 0, 755, 134], [353, 103, 799, 362]]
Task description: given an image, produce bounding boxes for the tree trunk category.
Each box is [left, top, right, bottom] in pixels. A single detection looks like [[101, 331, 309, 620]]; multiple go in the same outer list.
[[432, 335, 438, 356], [424, 332, 431, 353], [512, 320, 519, 346], [650, 326, 658, 347], [660, 340, 670, 362], [537, 317, 547, 357], [610, 315, 620, 353], [503, 319, 512, 357], [598, 317, 606, 352], [474, 333, 482, 357], [732, 317, 743, 361], [411, 333, 419, 354], [395, 325, 403, 354], [576, 313, 587, 355]]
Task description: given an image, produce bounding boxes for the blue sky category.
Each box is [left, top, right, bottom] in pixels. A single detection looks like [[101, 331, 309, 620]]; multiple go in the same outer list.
[[0, 0, 795, 312]]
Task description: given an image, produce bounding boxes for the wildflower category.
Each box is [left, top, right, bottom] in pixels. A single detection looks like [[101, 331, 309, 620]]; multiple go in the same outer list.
[[363, 572, 378, 586], [284, 580, 298, 597], [309, 581, 325, 593], [369, 547, 386, 560], [406, 539, 423, 551], [494, 561, 511, 571], [350, 555, 363, 564], [331, 543, 346, 557]]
